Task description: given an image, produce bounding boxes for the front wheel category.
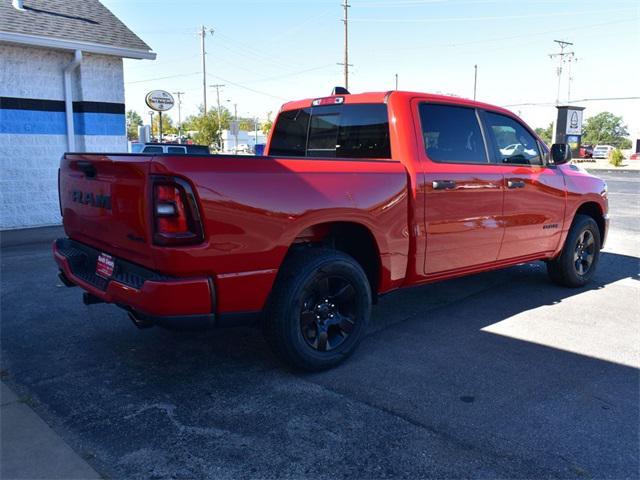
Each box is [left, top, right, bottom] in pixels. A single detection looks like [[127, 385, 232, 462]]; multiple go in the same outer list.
[[547, 214, 601, 287], [263, 248, 371, 371]]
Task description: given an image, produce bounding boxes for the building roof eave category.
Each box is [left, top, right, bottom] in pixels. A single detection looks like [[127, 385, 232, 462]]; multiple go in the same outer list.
[[0, 31, 156, 60]]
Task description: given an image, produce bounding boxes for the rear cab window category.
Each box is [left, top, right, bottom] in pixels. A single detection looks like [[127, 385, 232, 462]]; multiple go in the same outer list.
[[269, 103, 391, 159]]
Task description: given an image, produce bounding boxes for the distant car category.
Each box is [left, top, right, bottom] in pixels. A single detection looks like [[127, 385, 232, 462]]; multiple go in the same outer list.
[[592, 145, 615, 159], [630, 152, 640, 161], [579, 145, 593, 159], [136, 143, 210, 155]]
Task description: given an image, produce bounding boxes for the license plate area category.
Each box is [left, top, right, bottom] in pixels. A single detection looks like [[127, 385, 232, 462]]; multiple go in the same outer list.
[[96, 252, 115, 279]]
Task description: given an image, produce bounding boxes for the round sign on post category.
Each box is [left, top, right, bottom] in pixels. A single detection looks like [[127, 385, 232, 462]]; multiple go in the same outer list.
[[145, 91, 174, 143], [145, 90, 175, 111]]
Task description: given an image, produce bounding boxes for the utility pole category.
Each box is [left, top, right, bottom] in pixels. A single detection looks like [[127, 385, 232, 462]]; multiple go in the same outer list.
[[337, 0, 352, 89], [173, 91, 184, 141], [473, 64, 478, 100], [210, 83, 225, 151], [394, 73, 398, 90], [549, 40, 574, 105], [199, 26, 214, 114]]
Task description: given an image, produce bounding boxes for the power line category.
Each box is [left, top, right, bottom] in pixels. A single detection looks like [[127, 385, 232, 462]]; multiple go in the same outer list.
[[125, 72, 200, 84], [350, 7, 636, 22], [206, 73, 287, 101], [502, 97, 640, 108]]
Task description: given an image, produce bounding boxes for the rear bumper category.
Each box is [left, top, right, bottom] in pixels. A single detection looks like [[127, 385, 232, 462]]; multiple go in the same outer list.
[[53, 238, 215, 329]]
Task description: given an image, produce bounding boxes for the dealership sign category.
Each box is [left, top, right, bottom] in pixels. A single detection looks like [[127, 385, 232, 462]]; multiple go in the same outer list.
[[145, 90, 175, 112]]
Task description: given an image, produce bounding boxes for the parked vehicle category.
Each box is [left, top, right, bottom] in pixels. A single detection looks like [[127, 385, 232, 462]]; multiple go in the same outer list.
[[54, 89, 609, 370], [629, 152, 639, 161], [130, 142, 210, 155], [592, 145, 615, 159], [579, 144, 593, 159]]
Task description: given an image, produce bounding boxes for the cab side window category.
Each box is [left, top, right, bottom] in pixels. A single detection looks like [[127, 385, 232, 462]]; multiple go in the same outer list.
[[419, 104, 487, 164], [484, 112, 542, 166]]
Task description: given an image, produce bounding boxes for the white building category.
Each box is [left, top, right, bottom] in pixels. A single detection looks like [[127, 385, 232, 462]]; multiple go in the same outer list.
[[0, 0, 154, 229]]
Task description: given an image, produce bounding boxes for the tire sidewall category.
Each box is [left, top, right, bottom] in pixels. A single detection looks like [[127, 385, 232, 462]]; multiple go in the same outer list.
[[281, 255, 371, 369], [562, 216, 601, 286]]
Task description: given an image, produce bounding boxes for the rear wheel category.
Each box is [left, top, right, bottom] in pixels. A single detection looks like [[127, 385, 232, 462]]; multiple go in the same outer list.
[[264, 248, 371, 371], [547, 214, 601, 287]]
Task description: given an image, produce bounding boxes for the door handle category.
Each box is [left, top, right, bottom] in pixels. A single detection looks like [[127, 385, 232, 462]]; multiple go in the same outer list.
[[507, 179, 525, 189], [432, 180, 456, 190]]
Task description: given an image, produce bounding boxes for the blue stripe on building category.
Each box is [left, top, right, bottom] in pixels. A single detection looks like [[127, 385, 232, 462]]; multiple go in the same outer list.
[[0, 96, 126, 135], [0, 109, 125, 135]]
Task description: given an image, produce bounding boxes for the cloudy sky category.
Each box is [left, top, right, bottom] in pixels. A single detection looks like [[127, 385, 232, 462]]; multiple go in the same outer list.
[[103, 0, 640, 135]]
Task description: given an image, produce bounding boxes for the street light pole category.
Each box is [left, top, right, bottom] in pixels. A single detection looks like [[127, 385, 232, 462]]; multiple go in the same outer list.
[[210, 84, 225, 151], [173, 91, 184, 142], [234, 103, 238, 154]]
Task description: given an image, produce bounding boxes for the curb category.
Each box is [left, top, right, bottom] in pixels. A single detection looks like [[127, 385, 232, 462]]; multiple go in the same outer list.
[[1, 382, 101, 479]]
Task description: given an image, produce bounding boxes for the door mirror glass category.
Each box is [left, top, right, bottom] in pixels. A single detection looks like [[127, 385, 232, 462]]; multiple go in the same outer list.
[[550, 143, 572, 164]]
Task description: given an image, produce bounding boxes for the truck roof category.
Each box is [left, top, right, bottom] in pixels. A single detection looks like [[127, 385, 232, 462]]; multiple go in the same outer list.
[[281, 90, 515, 117]]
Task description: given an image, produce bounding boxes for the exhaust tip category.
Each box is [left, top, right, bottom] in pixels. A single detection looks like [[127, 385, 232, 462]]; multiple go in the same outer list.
[[58, 271, 76, 288], [82, 292, 104, 305], [127, 311, 155, 329]]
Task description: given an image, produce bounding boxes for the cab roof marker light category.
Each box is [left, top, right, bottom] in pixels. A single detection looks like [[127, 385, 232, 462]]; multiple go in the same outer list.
[[311, 96, 344, 107]]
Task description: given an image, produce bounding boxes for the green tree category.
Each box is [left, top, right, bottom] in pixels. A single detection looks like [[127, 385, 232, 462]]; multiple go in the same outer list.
[[126, 110, 143, 140], [182, 106, 232, 147], [238, 117, 258, 132], [582, 112, 631, 149], [152, 114, 177, 137], [535, 122, 553, 145], [261, 118, 273, 136]]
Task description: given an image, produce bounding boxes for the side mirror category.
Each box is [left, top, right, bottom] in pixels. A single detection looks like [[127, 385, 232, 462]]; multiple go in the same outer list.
[[550, 143, 572, 165]]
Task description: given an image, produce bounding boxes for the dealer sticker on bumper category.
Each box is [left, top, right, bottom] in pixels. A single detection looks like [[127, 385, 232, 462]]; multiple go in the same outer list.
[[96, 253, 115, 279]]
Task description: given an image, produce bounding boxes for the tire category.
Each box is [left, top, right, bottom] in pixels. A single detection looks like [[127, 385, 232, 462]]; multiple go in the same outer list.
[[546, 214, 601, 287], [263, 247, 372, 371]]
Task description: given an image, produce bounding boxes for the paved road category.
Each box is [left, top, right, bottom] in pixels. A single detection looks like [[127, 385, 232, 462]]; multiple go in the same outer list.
[[1, 171, 638, 479]]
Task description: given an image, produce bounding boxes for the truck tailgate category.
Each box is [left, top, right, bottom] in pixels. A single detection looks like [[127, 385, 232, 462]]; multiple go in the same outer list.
[[59, 154, 154, 267]]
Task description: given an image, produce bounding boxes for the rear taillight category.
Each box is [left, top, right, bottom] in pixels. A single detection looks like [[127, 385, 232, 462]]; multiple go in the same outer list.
[[152, 176, 204, 246]]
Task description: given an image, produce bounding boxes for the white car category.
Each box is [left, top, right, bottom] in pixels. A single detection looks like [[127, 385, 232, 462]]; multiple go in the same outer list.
[[592, 145, 615, 159]]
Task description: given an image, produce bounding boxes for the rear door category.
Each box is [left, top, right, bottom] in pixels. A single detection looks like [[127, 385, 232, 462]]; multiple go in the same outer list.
[[59, 154, 154, 266], [415, 101, 505, 275], [480, 110, 566, 260]]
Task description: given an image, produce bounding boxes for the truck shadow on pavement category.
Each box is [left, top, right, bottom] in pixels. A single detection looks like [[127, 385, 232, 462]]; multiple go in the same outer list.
[[1, 248, 638, 479]]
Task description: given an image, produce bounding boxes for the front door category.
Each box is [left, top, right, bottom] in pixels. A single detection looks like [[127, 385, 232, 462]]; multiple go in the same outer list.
[[481, 110, 566, 260], [415, 101, 505, 276]]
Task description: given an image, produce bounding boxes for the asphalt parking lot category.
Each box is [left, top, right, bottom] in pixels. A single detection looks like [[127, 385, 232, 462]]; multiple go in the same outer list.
[[1, 170, 638, 479]]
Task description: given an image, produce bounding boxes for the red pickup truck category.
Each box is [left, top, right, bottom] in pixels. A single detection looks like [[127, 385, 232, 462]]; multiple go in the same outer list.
[[54, 90, 608, 370]]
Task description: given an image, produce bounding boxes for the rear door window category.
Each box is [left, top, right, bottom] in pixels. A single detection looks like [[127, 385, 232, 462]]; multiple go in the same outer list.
[[419, 104, 488, 163]]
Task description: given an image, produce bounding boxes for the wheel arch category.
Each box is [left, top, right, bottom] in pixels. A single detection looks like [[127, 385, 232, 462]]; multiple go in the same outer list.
[[285, 221, 384, 298], [574, 201, 606, 247]]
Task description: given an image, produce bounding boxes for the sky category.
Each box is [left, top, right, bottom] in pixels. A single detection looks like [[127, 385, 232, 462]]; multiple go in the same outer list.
[[102, 0, 640, 135]]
